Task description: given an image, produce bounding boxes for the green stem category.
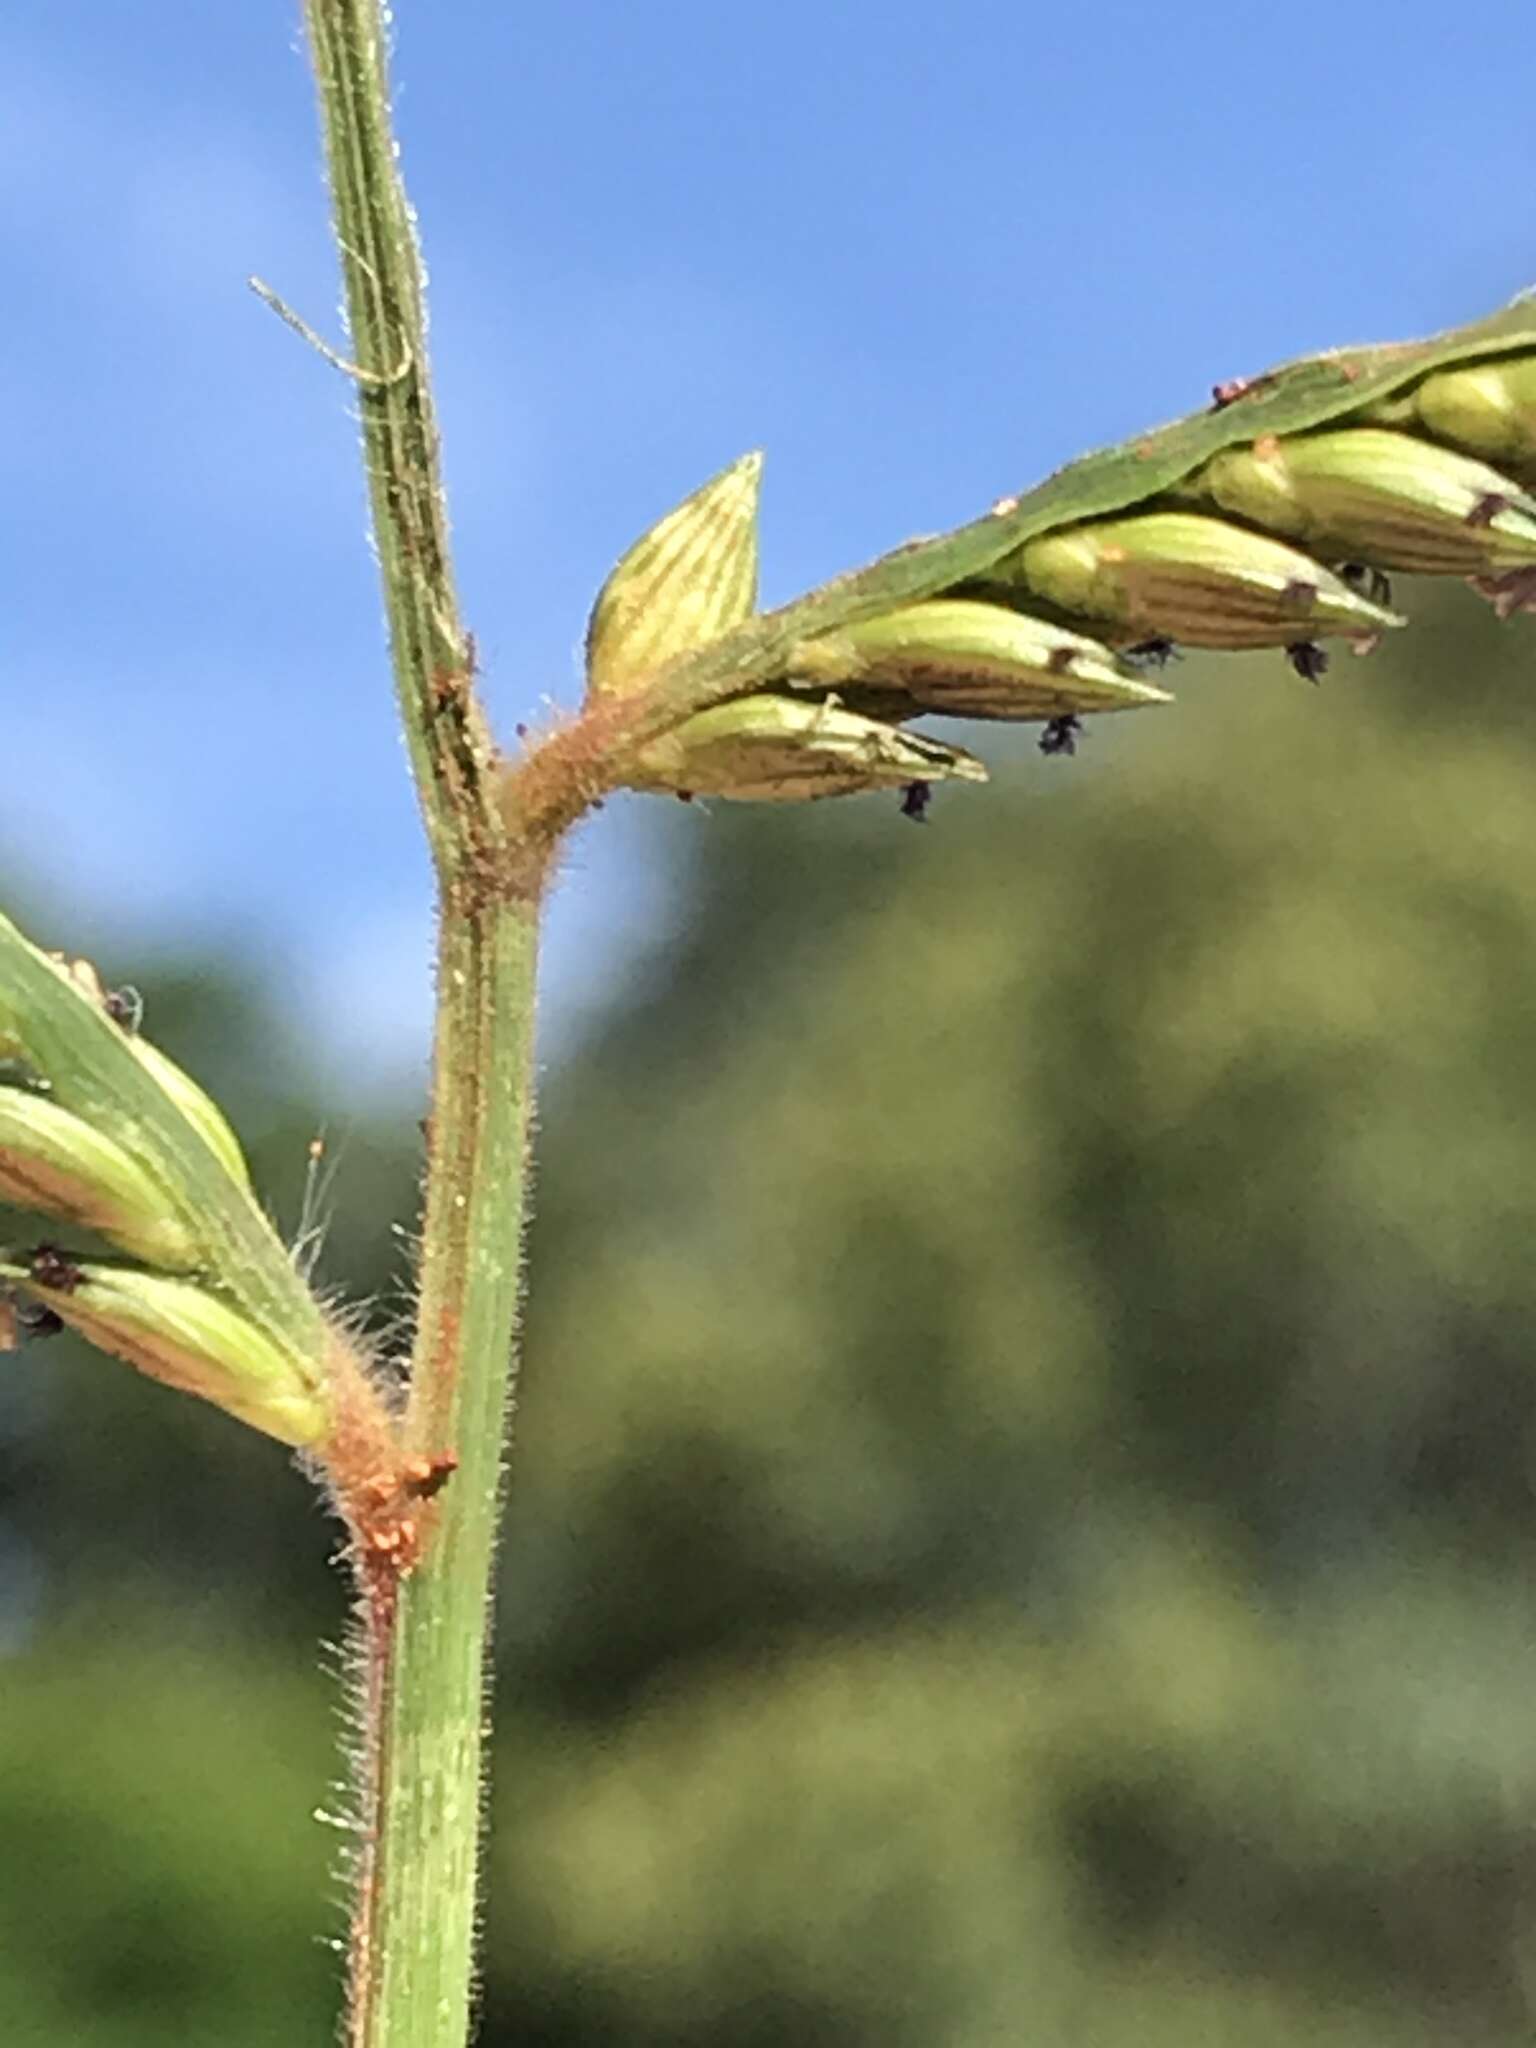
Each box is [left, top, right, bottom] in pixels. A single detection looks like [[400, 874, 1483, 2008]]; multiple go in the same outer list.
[[351, 901, 539, 2048], [299, 6, 543, 2045]]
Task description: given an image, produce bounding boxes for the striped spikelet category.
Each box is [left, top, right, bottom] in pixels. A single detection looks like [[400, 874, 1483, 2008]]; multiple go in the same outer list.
[[585, 453, 763, 697]]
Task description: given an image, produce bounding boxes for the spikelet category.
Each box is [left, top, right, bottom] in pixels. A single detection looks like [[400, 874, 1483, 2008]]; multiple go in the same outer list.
[[0, 1085, 199, 1268], [621, 692, 988, 802], [2, 1252, 331, 1448], [996, 512, 1403, 651], [41, 950, 253, 1192], [1186, 429, 1536, 575], [1367, 354, 1536, 486], [785, 599, 1172, 724]]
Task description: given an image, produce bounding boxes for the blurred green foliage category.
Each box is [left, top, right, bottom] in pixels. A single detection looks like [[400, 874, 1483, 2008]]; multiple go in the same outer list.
[[7, 585, 1536, 2044]]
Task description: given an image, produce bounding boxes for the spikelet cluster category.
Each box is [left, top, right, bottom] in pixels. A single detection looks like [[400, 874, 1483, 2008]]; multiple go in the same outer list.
[[584, 334, 1536, 804], [0, 915, 370, 1450]]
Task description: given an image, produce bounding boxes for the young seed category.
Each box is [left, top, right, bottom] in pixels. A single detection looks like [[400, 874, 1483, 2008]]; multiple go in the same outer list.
[[1369, 353, 1536, 485], [4, 1256, 332, 1447], [784, 598, 1173, 724], [1187, 428, 1536, 575], [0, 1084, 200, 1269], [0, 916, 258, 1226], [621, 692, 988, 802], [1000, 511, 1403, 651]]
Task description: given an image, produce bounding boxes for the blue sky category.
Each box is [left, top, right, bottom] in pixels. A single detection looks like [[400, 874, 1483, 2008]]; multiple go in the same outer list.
[[4, 3, 1532, 1094]]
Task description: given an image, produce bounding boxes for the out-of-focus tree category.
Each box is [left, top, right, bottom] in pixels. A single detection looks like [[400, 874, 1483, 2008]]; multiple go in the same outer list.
[[494, 585, 1536, 2045]]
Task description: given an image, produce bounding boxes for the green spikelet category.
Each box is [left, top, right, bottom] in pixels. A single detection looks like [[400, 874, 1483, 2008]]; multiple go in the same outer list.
[[1368, 353, 1536, 485], [1187, 428, 1536, 575], [0, 919, 261, 1274], [786, 599, 1172, 724], [126, 1036, 252, 1194], [33, 952, 254, 1194], [0, 1084, 199, 1268], [995, 511, 1403, 650], [621, 692, 988, 802], [0, 1254, 331, 1447]]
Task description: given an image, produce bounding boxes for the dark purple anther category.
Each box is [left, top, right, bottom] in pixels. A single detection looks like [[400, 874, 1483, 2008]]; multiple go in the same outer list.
[[28, 1244, 83, 1294], [1286, 641, 1329, 683], [1124, 638, 1179, 670], [1039, 716, 1081, 757], [1340, 562, 1393, 608]]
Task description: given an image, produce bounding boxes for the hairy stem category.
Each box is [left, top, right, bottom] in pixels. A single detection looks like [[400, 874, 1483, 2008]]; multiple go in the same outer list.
[[300, 5, 542, 2045]]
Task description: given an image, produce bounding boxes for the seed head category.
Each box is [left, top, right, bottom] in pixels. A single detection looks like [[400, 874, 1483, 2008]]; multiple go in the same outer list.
[[622, 693, 988, 803], [1189, 428, 1536, 575], [1004, 511, 1404, 650], [785, 599, 1172, 723]]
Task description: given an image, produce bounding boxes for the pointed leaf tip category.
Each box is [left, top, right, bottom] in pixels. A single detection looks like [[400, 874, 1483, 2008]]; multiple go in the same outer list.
[[586, 451, 764, 699]]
